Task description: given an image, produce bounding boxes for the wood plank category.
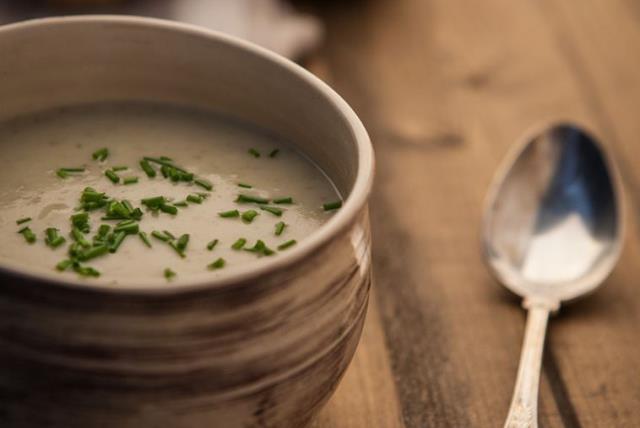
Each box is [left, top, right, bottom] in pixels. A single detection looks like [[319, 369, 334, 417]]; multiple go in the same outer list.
[[301, 0, 640, 426]]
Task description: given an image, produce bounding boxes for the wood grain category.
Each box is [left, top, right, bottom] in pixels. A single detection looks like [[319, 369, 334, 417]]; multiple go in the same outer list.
[[310, 0, 640, 426]]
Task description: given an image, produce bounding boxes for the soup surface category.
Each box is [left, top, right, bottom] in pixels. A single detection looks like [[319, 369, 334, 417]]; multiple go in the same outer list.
[[0, 103, 341, 287]]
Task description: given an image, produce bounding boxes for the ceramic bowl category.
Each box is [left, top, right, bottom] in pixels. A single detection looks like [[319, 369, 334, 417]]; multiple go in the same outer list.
[[0, 16, 374, 428]]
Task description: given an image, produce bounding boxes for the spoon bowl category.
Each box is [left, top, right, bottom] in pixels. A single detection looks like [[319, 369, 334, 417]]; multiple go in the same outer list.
[[482, 123, 623, 427]]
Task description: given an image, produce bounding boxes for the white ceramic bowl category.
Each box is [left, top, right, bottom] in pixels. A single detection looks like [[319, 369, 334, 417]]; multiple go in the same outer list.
[[0, 16, 374, 428]]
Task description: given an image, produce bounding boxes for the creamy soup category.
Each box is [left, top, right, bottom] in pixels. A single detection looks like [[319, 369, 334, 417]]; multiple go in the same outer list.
[[0, 103, 341, 286]]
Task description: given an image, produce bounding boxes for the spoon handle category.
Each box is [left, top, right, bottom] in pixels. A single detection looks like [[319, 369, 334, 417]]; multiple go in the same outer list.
[[504, 304, 551, 428]]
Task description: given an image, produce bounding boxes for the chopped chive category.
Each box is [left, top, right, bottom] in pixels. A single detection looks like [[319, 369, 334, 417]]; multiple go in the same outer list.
[[245, 240, 265, 253], [45, 228, 66, 249], [236, 194, 269, 204], [197, 192, 210, 199], [187, 194, 203, 204], [141, 196, 165, 209], [163, 230, 176, 240], [269, 149, 280, 158], [123, 177, 139, 185], [260, 206, 283, 217], [180, 172, 194, 182], [74, 264, 101, 277], [194, 178, 213, 191], [160, 156, 172, 161], [105, 169, 120, 184], [110, 231, 127, 253], [159, 204, 178, 216], [174, 201, 188, 207], [160, 165, 170, 178], [323, 200, 343, 211], [97, 224, 111, 237], [176, 234, 190, 251], [219, 209, 240, 218], [77, 244, 109, 261], [18, 226, 36, 244], [169, 168, 181, 182], [71, 228, 91, 248], [121, 200, 134, 214], [275, 221, 287, 236], [248, 148, 261, 158], [168, 241, 186, 258], [207, 239, 219, 250], [237, 183, 252, 189], [245, 240, 275, 256], [112, 166, 128, 172], [241, 210, 259, 223], [151, 230, 171, 242], [92, 148, 109, 162], [138, 231, 152, 248], [144, 157, 188, 173], [231, 238, 247, 250], [273, 197, 293, 204], [113, 221, 139, 235], [164, 268, 176, 280], [140, 159, 156, 178], [208, 258, 225, 270], [56, 259, 73, 271], [71, 212, 90, 232], [278, 239, 297, 251], [57, 167, 85, 178], [16, 217, 31, 225]]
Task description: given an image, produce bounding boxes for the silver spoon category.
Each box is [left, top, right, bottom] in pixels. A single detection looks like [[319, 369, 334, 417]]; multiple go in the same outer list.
[[482, 123, 624, 428]]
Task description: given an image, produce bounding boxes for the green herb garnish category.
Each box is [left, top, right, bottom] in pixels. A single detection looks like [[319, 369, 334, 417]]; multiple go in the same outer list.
[[112, 166, 128, 172], [176, 234, 190, 252], [16, 217, 31, 225], [113, 220, 139, 235], [275, 221, 287, 236], [92, 148, 109, 162], [248, 148, 261, 158], [45, 228, 66, 249], [105, 169, 120, 184], [164, 268, 176, 280], [71, 228, 91, 248], [77, 244, 109, 261], [140, 159, 156, 178], [56, 259, 73, 271], [123, 177, 139, 185], [219, 210, 240, 218], [186, 194, 203, 204], [174, 201, 188, 207], [245, 240, 275, 256], [138, 231, 152, 248], [208, 258, 225, 270], [260, 206, 283, 217], [159, 204, 178, 215], [207, 239, 219, 250], [231, 238, 247, 250], [269, 149, 280, 158], [74, 264, 101, 277], [151, 230, 171, 242], [323, 200, 343, 211], [241, 210, 259, 223], [278, 239, 297, 251], [163, 230, 176, 240], [71, 212, 90, 233], [236, 194, 269, 204], [57, 167, 85, 179], [18, 226, 36, 244], [273, 197, 293, 204], [144, 157, 188, 173], [109, 231, 127, 253], [237, 183, 252, 189], [194, 178, 213, 191]]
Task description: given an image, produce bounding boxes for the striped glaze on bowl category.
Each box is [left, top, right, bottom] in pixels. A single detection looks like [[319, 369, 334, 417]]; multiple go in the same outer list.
[[0, 16, 374, 427]]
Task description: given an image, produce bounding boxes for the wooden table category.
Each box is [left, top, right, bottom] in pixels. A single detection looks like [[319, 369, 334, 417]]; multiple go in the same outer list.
[[305, 1, 640, 426]]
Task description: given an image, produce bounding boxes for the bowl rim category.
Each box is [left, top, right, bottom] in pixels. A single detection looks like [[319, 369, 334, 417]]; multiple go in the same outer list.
[[0, 15, 375, 295]]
